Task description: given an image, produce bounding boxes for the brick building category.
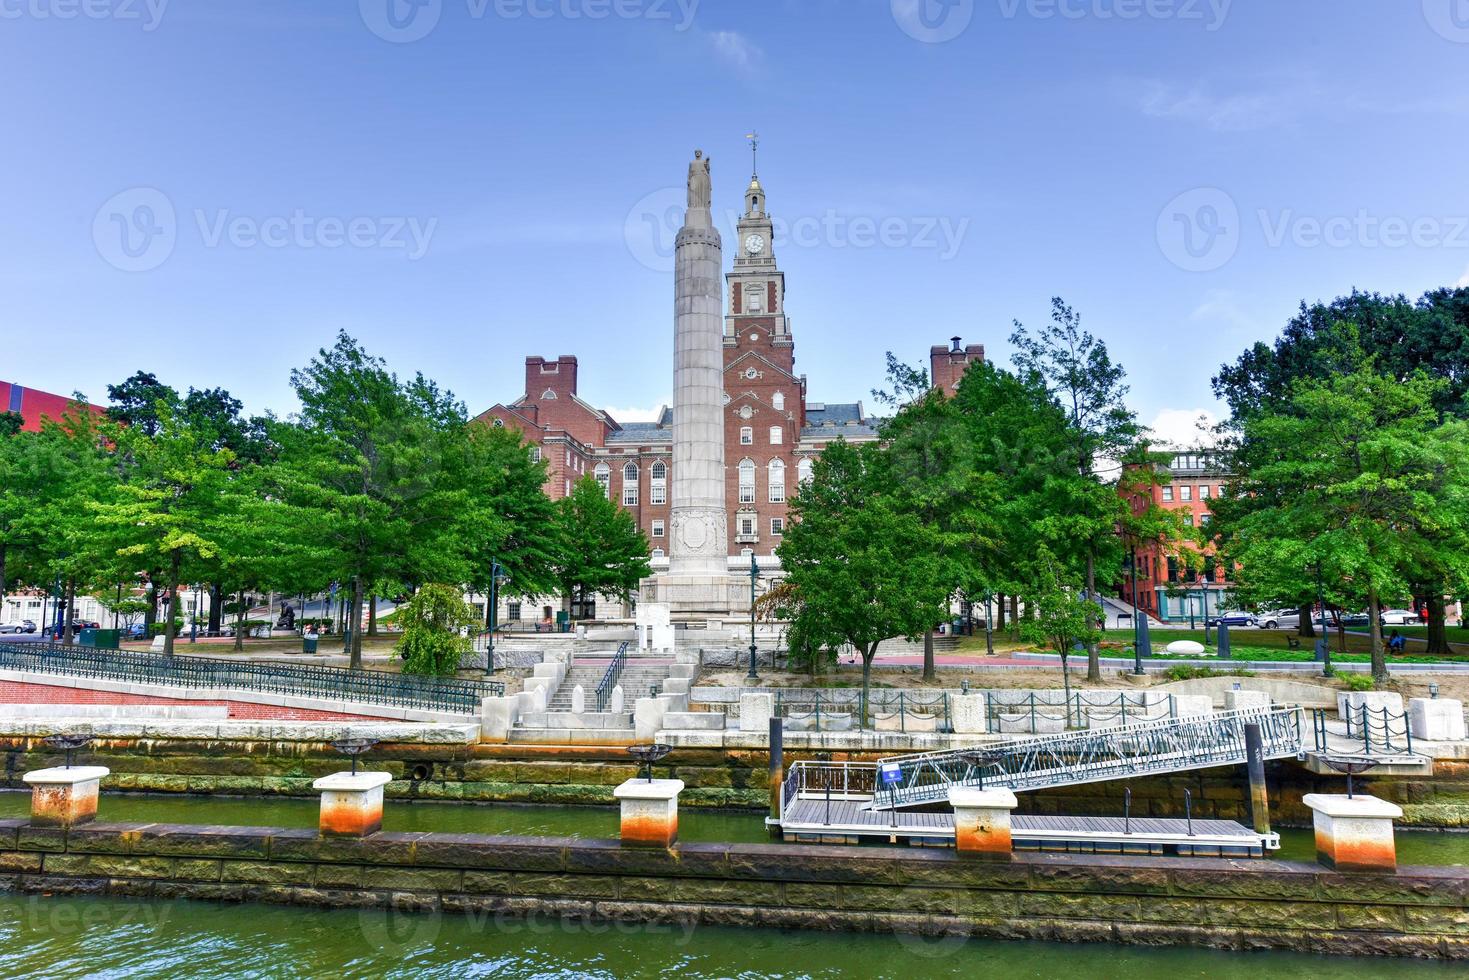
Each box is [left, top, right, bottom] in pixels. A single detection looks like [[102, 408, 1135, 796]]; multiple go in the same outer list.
[[0, 381, 103, 432], [475, 170, 982, 616], [1119, 449, 1235, 623]]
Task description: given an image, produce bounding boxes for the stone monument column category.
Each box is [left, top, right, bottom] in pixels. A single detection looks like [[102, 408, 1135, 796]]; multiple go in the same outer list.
[[669, 150, 728, 578]]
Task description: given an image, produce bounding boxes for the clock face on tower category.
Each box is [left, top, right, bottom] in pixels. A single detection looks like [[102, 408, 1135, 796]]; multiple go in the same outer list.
[[744, 234, 765, 255]]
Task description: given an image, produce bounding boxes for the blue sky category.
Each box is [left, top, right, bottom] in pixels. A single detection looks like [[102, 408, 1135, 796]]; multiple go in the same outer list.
[[4, 0, 1468, 445]]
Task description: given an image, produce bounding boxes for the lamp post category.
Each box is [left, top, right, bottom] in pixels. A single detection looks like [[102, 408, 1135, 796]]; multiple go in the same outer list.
[[1315, 561, 1331, 677], [190, 583, 199, 643], [1201, 578, 1212, 645], [486, 560, 509, 676], [983, 593, 994, 657], [747, 553, 760, 681]]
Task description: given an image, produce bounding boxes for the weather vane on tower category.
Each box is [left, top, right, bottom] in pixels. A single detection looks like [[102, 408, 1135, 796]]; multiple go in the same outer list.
[[745, 131, 759, 178]]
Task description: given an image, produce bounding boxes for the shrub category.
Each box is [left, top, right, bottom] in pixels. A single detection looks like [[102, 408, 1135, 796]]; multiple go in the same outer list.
[[1164, 664, 1218, 681], [396, 584, 477, 677], [1342, 673, 1375, 692]]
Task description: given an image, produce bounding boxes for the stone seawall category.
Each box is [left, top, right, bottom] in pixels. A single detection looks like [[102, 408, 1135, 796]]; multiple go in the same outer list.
[[0, 819, 1464, 958], [7, 734, 1469, 826]]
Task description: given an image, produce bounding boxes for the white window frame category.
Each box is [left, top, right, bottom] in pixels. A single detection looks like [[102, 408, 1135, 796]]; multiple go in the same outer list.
[[768, 459, 785, 503], [593, 462, 610, 498], [1161, 486, 1173, 502], [651, 520, 665, 538], [771, 391, 784, 411], [740, 426, 753, 445], [738, 458, 756, 504], [797, 458, 813, 484], [769, 425, 782, 445], [771, 517, 784, 536], [1180, 485, 1193, 502]]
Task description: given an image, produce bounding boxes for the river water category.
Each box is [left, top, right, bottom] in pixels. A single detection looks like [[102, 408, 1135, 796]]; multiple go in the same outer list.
[[1, 792, 1465, 977]]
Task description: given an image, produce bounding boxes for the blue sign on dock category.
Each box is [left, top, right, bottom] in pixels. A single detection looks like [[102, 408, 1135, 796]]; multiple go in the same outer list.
[[878, 762, 902, 786]]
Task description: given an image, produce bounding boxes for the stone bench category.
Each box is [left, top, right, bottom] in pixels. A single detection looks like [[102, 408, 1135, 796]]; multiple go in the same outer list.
[[661, 711, 726, 731]]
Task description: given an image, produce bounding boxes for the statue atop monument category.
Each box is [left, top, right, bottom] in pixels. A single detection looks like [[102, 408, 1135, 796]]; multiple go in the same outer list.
[[687, 150, 711, 211]]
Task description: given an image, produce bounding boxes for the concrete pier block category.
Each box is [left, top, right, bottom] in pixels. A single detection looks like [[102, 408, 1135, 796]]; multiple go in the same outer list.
[[479, 695, 520, 742], [571, 685, 586, 714], [1336, 691, 1404, 718], [634, 696, 668, 741], [948, 787, 1018, 859], [23, 766, 109, 828], [1408, 698, 1465, 741], [1225, 690, 1271, 712], [610, 684, 625, 713], [739, 693, 774, 733], [1303, 793, 1402, 872], [613, 778, 684, 847], [1172, 695, 1215, 717], [951, 694, 987, 734], [313, 771, 393, 838]]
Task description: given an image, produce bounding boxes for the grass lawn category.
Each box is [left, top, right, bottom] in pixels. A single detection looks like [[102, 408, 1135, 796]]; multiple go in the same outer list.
[[1100, 627, 1468, 658]]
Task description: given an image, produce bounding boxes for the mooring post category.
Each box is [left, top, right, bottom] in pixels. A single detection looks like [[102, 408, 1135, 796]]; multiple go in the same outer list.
[[768, 715, 784, 837], [1244, 721, 1271, 836]]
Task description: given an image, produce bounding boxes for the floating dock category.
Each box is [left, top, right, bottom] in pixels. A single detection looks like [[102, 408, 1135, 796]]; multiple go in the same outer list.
[[777, 797, 1277, 857]]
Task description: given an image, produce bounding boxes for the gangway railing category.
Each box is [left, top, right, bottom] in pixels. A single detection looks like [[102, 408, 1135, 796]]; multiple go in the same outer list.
[[777, 706, 1303, 815], [0, 640, 502, 714], [594, 641, 630, 712]]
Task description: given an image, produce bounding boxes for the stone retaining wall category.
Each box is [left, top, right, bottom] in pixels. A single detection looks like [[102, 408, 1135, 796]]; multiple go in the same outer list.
[[0, 819, 1463, 958]]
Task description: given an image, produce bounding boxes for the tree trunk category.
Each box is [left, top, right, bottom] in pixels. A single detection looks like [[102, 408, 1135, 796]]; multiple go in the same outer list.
[[1085, 552, 1101, 682], [348, 575, 364, 669], [1426, 594, 1450, 655], [164, 549, 181, 658], [996, 594, 1007, 632], [0, 542, 8, 617], [1367, 588, 1386, 682], [922, 628, 936, 682], [208, 583, 223, 635], [1009, 595, 1019, 634], [1297, 603, 1316, 638], [368, 595, 378, 637]]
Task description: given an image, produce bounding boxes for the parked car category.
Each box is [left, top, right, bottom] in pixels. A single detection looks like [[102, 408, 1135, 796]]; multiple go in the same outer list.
[[1337, 611, 1371, 627], [0, 621, 32, 634], [124, 623, 149, 639], [1206, 611, 1258, 628], [1259, 608, 1300, 629], [1379, 608, 1420, 626]]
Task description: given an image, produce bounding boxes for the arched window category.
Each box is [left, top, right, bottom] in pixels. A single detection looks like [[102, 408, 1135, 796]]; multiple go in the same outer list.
[[738, 458, 756, 503], [622, 462, 639, 506], [771, 391, 784, 411], [768, 459, 785, 503], [650, 460, 667, 505], [593, 462, 610, 498], [797, 458, 814, 484], [769, 425, 783, 445]]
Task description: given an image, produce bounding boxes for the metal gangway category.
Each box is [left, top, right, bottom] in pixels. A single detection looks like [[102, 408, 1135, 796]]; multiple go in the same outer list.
[[858, 705, 1304, 810]]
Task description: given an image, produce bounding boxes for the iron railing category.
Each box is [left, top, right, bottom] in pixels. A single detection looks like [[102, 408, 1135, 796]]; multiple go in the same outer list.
[[773, 689, 952, 732], [594, 641, 630, 712], [0, 640, 502, 714], [863, 705, 1304, 809], [780, 759, 880, 820]]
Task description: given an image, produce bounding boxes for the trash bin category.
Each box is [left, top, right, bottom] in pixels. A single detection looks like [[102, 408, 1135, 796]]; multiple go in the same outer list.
[[302, 634, 319, 654], [78, 628, 96, 647], [90, 629, 120, 650]]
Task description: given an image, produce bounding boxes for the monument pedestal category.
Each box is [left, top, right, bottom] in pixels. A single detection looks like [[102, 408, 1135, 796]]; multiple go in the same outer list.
[[640, 574, 749, 618]]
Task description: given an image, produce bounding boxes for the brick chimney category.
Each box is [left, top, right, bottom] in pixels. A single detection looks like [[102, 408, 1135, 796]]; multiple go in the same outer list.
[[930, 337, 985, 393], [525, 355, 579, 400]]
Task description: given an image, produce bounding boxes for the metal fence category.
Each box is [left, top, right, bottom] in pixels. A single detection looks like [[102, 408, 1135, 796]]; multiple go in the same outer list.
[[769, 689, 952, 732], [0, 641, 502, 715], [1328, 705, 1415, 755], [595, 641, 630, 712]]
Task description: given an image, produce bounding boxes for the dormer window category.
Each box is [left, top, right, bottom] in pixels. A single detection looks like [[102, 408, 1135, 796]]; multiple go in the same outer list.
[[541, 389, 558, 400]]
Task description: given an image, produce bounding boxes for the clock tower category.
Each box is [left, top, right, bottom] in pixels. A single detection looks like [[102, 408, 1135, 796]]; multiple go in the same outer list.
[[725, 173, 787, 339]]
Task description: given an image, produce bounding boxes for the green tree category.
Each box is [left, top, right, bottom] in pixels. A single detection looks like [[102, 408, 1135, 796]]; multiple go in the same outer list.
[[92, 404, 244, 657], [777, 440, 949, 720], [280, 333, 467, 667], [397, 583, 478, 676], [1018, 554, 1103, 709], [106, 371, 179, 437], [1010, 299, 1138, 679], [1222, 365, 1469, 680], [552, 476, 650, 619]]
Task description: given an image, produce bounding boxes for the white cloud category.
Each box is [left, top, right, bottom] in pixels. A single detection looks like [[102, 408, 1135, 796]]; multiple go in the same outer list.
[[1189, 289, 1256, 333], [1138, 80, 1308, 132], [1146, 408, 1220, 449], [705, 30, 762, 74]]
